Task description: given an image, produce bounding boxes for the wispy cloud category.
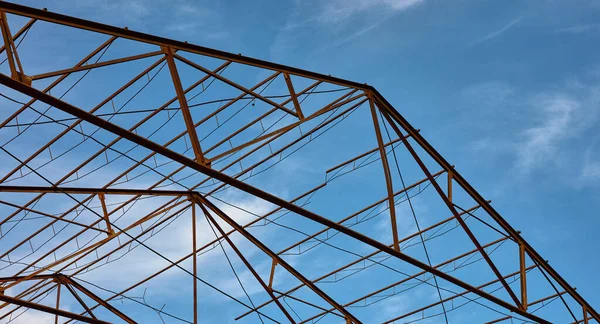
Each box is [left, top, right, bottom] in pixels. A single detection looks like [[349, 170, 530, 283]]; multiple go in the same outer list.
[[470, 17, 523, 46], [5, 309, 56, 324], [464, 77, 600, 179], [516, 94, 578, 171], [579, 146, 600, 184], [271, 0, 425, 58], [556, 23, 600, 34], [283, 0, 424, 29], [162, 1, 229, 41], [56, 0, 151, 24], [317, 0, 425, 25]]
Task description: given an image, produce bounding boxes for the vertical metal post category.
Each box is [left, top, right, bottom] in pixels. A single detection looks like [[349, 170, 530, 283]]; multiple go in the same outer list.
[[584, 306, 589, 324], [55, 282, 61, 324], [369, 95, 400, 251], [376, 103, 524, 309], [519, 243, 528, 310], [192, 202, 198, 324], [448, 170, 453, 203]]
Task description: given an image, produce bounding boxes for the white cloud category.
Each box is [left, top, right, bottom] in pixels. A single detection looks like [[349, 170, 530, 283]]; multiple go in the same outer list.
[[271, 0, 424, 58], [283, 0, 424, 30], [378, 294, 411, 318], [556, 23, 600, 34], [72, 192, 278, 305], [464, 78, 600, 179], [579, 146, 600, 183], [581, 159, 600, 180], [317, 0, 424, 25], [61, 0, 151, 22], [516, 94, 578, 171], [2, 309, 55, 324], [162, 1, 229, 41], [470, 17, 523, 46]]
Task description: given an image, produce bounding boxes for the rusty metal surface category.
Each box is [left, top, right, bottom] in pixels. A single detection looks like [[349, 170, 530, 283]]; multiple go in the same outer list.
[[0, 2, 597, 323]]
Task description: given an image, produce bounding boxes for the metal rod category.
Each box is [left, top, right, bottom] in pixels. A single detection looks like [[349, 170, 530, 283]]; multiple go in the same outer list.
[[369, 95, 399, 251], [197, 201, 297, 323], [163, 46, 206, 164], [0, 292, 109, 324], [373, 91, 600, 320], [194, 195, 361, 323]]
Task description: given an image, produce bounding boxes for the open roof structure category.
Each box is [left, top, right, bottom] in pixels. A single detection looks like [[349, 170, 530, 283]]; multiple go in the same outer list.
[[0, 2, 597, 323]]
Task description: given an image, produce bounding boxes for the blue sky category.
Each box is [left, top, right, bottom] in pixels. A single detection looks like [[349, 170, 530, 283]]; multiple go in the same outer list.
[[1, 0, 599, 323]]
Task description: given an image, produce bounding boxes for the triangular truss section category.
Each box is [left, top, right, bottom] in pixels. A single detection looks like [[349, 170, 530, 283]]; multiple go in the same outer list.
[[0, 2, 597, 323], [0, 273, 133, 323]]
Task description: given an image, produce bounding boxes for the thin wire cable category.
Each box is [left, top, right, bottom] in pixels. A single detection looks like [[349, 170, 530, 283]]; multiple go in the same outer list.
[[202, 206, 267, 324], [0, 146, 282, 323], [378, 108, 449, 323]]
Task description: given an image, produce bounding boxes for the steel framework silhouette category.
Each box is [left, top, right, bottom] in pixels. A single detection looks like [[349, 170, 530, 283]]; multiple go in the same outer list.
[[0, 2, 597, 323]]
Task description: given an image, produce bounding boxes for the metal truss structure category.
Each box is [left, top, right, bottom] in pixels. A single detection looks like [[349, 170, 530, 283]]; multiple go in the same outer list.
[[0, 2, 597, 323]]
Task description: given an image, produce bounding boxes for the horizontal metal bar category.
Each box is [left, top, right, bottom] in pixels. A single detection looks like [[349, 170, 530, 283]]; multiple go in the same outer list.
[[30, 50, 162, 80], [0, 185, 190, 196]]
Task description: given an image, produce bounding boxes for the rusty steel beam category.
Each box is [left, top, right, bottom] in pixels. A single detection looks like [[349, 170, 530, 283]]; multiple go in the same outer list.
[[163, 46, 206, 165], [206, 92, 365, 163], [300, 236, 513, 323], [0, 293, 109, 324], [30, 50, 163, 81], [193, 195, 361, 324], [0, 10, 26, 83], [0, 4, 595, 322], [0, 58, 231, 262], [373, 93, 600, 321], [196, 201, 297, 323], [0, 274, 135, 324], [0, 76, 550, 322], [375, 99, 524, 310], [382, 264, 539, 323], [486, 291, 569, 324], [0, 58, 231, 278], [237, 203, 487, 320], [0, 185, 190, 196], [0, 74, 551, 323], [368, 95, 400, 251], [283, 72, 305, 119], [0, 2, 367, 90], [0, 199, 109, 234], [175, 54, 298, 117], [65, 277, 136, 324], [0, 17, 35, 54]]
